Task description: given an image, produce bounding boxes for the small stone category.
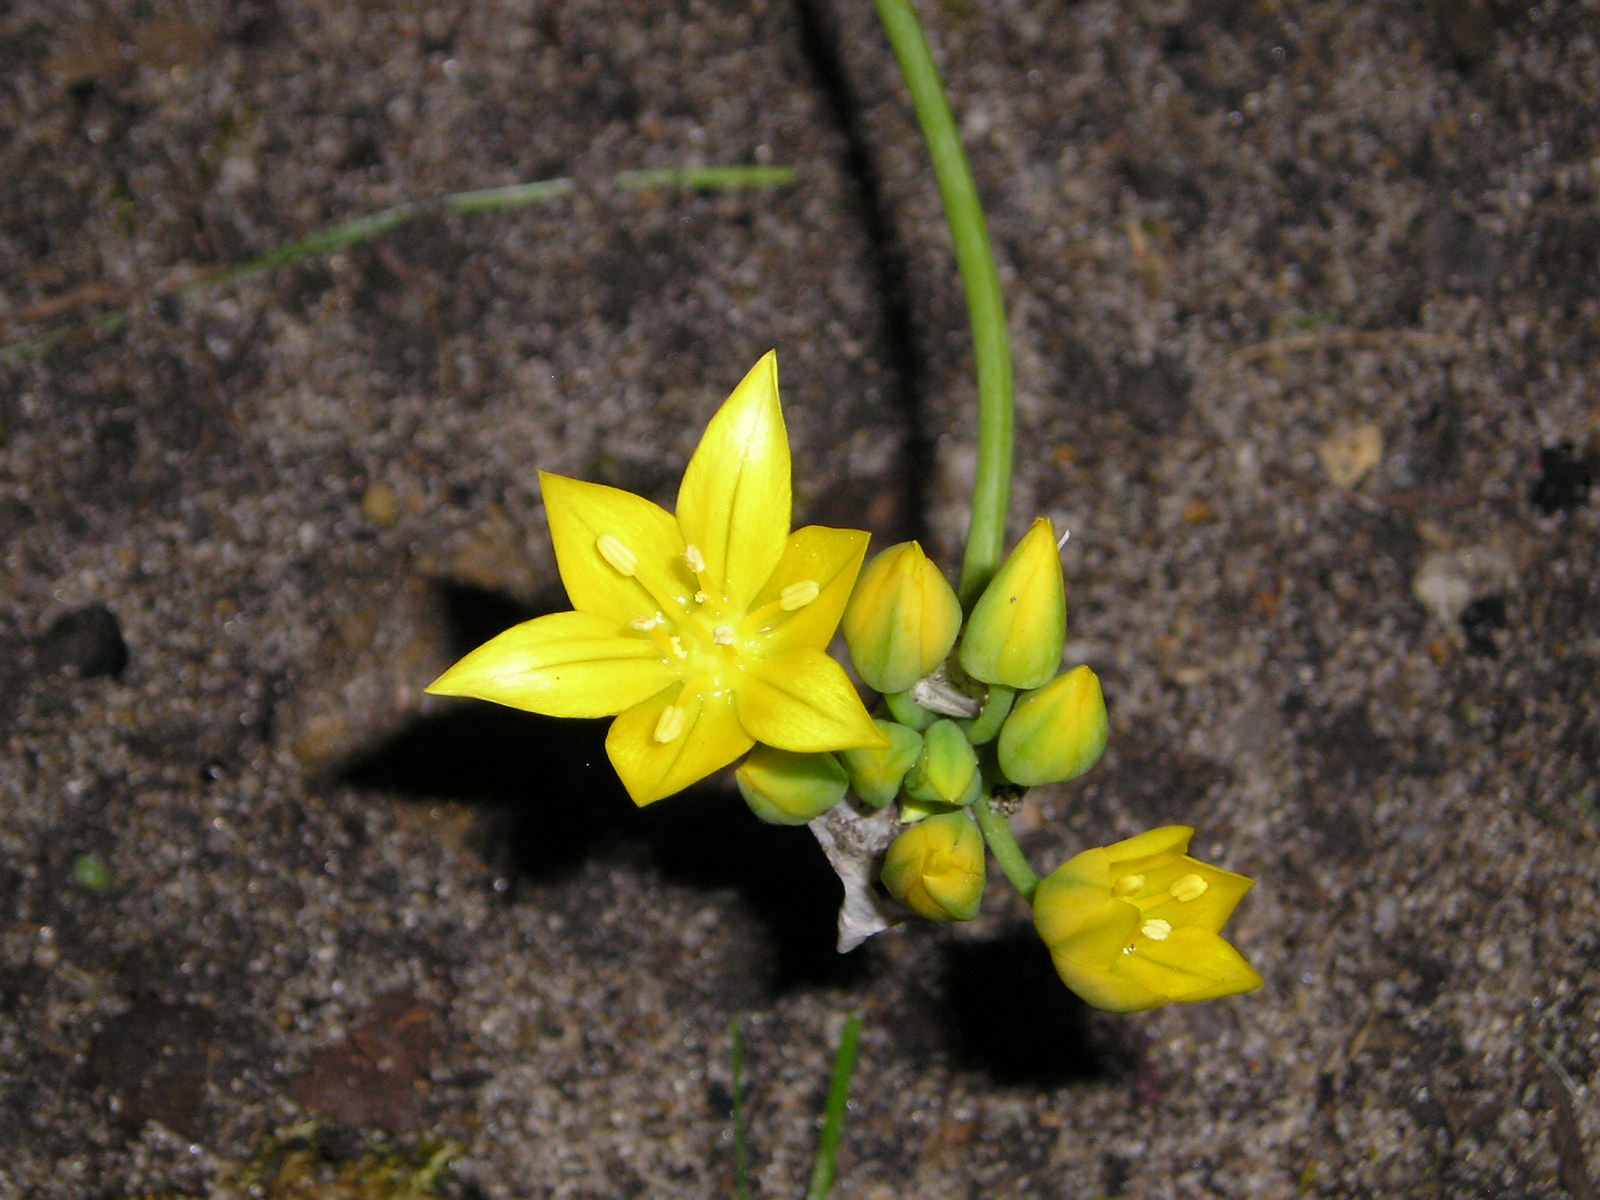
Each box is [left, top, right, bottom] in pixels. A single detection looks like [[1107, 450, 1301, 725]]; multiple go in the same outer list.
[[1412, 554, 1475, 626], [1318, 424, 1383, 489], [361, 482, 399, 528]]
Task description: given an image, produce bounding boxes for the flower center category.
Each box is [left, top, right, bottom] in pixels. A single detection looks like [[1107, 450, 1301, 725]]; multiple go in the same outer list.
[[1114, 869, 1211, 954], [595, 533, 824, 745]]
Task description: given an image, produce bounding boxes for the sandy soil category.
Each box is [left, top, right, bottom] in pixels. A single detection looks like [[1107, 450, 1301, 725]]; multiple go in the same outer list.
[[3, 1, 1598, 1196]]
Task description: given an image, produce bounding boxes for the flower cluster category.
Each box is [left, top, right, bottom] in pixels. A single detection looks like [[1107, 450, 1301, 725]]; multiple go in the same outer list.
[[426, 353, 1260, 1011]]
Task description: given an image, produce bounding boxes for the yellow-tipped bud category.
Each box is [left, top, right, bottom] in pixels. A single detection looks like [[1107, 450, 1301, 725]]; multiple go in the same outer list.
[[997, 665, 1108, 786], [842, 541, 963, 694], [903, 719, 982, 807], [837, 719, 924, 808], [957, 518, 1066, 690], [736, 747, 849, 826], [881, 811, 986, 922], [1033, 826, 1262, 1011]]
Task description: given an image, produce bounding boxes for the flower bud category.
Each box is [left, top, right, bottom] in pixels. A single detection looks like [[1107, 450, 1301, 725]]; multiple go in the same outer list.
[[736, 746, 849, 826], [842, 541, 963, 694], [957, 518, 1066, 690], [1033, 826, 1262, 1011], [997, 665, 1108, 786], [881, 811, 986, 922], [903, 719, 981, 807], [837, 720, 923, 808]]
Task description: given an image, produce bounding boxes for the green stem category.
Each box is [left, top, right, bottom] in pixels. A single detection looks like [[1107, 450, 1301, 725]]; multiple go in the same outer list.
[[804, 1014, 862, 1200], [973, 792, 1038, 903], [873, 0, 1015, 607]]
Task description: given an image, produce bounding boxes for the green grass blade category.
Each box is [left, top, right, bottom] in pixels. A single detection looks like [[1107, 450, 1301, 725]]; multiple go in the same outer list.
[[1, 165, 793, 367], [804, 1014, 863, 1200], [730, 1017, 750, 1200]]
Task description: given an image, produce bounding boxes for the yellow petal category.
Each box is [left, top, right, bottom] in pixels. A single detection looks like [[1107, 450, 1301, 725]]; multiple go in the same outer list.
[[1104, 825, 1193, 868], [1049, 896, 1140, 965], [606, 684, 753, 806], [1031, 847, 1113, 947], [1114, 926, 1263, 1003], [746, 525, 870, 656], [1052, 956, 1168, 1012], [542, 473, 689, 626], [676, 352, 791, 611], [737, 648, 889, 753], [1141, 860, 1256, 933], [425, 611, 677, 717]]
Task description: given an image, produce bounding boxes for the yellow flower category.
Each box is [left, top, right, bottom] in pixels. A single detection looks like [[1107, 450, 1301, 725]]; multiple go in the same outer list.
[[1033, 826, 1262, 1012], [426, 352, 888, 805]]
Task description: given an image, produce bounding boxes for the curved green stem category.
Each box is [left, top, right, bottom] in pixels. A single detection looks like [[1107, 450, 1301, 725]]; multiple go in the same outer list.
[[972, 792, 1038, 903], [873, 0, 1015, 607]]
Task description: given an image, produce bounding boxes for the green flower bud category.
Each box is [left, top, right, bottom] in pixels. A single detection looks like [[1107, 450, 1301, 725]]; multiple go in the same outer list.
[[884, 688, 936, 731], [903, 718, 981, 807], [837, 719, 923, 808], [881, 811, 986, 922], [958, 518, 1066, 690], [842, 541, 963, 694], [997, 665, 1108, 786], [736, 747, 849, 825]]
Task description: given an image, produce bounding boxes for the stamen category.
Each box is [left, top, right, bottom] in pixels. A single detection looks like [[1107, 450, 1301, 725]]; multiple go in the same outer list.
[[1169, 873, 1209, 902], [693, 590, 708, 605], [668, 636, 688, 660], [1111, 873, 1145, 899], [779, 580, 819, 611], [685, 544, 707, 574], [653, 704, 688, 744], [596, 534, 638, 577], [1140, 918, 1172, 942], [713, 624, 737, 646], [630, 614, 664, 632]]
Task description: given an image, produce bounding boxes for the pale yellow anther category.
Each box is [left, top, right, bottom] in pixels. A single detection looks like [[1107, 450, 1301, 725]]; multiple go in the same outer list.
[[668, 636, 687, 660], [653, 703, 688, 744], [630, 614, 664, 632], [693, 590, 708, 605], [596, 534, 638, 577], [779, 580, 820, 611], [1140, 918, 1173, 942], [1111, 873, 1145, 899], [685, 544, 707, 574], [1169, 873, 1209, 902], [713, 624, 737, 646]]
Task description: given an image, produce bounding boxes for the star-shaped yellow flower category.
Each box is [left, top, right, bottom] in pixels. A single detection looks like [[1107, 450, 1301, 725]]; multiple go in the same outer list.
[[426, 352, 888, 805], [1033, 826, 1262, 1012]]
